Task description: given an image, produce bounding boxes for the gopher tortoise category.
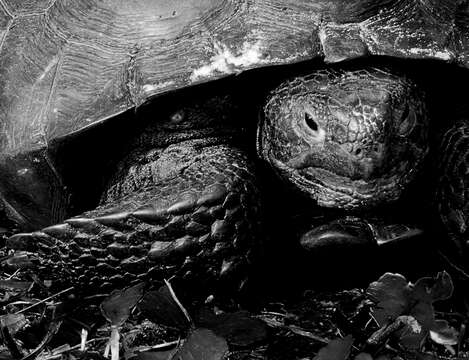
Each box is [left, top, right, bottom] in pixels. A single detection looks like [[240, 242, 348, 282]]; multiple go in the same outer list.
[[0, 0, 468, 299]]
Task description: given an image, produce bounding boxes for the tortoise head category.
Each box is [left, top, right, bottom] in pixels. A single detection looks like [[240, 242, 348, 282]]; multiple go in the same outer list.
[[258, 68, 429, 209]]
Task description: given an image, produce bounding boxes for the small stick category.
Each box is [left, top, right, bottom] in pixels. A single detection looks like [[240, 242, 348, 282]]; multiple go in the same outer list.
[[6, 269, 20, 280], [164, 279, 193, 327], [259, 316, 329, 344], [288, 324, 330, 344], [135, 339, 181, 354], [15, 287, 73, 314]]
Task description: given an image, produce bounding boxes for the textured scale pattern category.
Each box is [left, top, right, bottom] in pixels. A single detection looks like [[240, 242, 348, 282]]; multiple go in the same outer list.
[[4, 67, 469, 297], [8, 144, 260, 295], [258, 68, 428, 209], [7, 97, 262, 297]]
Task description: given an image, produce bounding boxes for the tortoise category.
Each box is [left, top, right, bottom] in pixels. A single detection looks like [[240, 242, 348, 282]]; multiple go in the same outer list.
[[0, 0, 468, 300], [258, 66, 468, 258]]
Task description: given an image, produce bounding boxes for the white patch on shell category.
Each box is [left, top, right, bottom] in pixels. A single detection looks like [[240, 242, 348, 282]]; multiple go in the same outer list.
[[17, 168, 30, 176], [190, 41, 263, 82], [406, 47, 453, 61], [142, 81, 175, 93]]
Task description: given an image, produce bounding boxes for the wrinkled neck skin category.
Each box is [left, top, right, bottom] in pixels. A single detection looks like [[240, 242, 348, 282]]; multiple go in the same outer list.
[[258, 68, 429, 210]]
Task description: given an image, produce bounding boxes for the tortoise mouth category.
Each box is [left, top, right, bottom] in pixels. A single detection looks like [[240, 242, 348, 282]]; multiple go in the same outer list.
[[285, 143, 389, 182], [272, 152, 421, 209]]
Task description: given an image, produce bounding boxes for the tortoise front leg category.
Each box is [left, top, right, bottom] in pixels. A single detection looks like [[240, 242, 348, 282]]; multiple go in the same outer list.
[[7, 138, 261, 301]]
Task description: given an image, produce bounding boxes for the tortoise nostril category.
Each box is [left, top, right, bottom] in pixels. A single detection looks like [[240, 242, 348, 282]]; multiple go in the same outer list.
[[402, 103, 409, 120], [304, 113, 318, 132], [170, 110, 185, 123]]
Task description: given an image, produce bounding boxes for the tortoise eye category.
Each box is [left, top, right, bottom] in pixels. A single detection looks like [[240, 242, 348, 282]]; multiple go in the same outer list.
[[304, 112, 319, 132], [398, 104, 416, 136]]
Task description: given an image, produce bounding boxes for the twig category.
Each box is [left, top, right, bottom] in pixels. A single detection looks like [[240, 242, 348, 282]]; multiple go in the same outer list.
[[164, 279, 193, 327], [149, 339, 180, 350], [134, 339, 181, 353], [261, 311, 289, 318], [6, 269, 20, 280], [289, 324, 330, 344], [259, 316, 329, 344], [15, 287, 73, 314]]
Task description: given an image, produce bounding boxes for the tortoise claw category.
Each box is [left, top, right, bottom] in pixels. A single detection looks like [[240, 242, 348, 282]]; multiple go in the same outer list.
[[7, 233, 39, 251], [300, 217, 374, 251], [300, 217, 424, 251], [7, 231, 54, 251], [373, 224, 424, 245]]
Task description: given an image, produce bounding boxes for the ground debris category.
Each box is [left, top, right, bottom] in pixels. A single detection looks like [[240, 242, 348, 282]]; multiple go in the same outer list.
[[0, 268, 466, 359]]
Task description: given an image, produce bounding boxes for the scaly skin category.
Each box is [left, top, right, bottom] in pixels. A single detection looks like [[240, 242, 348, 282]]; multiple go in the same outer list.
[[259, 68, 468, 256], [5, 69, 469, 297], [258, 68, 429, 209], [7, 97, 262, 297]]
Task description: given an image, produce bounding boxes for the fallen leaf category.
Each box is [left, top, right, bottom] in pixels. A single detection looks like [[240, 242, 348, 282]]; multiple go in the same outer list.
[[196, 310, 268, 346], [170, 328, 228, 360], [366, 272, 455, 351], [313, 335, 353, 360], [139, 285, 191, 330], [367, 273, 411, 325], [412, 272, 453, 303], [101, 283, 145, 326], [429, 319, 459, 345]]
